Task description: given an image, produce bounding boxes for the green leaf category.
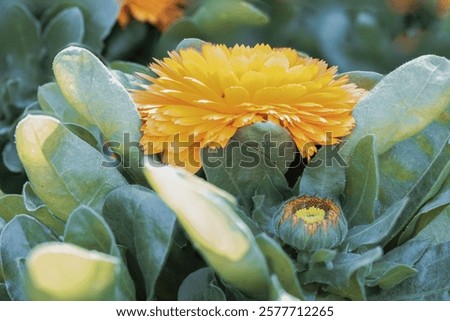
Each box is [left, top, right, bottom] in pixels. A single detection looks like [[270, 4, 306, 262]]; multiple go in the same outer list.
[[251, 192, 279, 234], [64, 206, 135, 300], [155, 19, 205, 57], [375, 239, 430, 267], [372, 242, 450, 300], [0, 4, 40, 65], [326, 266, 370, 301], [343, 135, 379, 227], [342, 55, 450, 158], [268, 275, 300, 301], [25, 242, 119, 300], [203, 124, 292, 212], [411, 206, 450, 245], [38, 82, 92, 129], [103, 21, 149, 61], [42, 7, 84, 66], [2, 142, 22, 173], [53, 46, 144, 184], [0, 283, 11, 301], [22, 0, 119, 51], [299, 145, 346, 199], [339, 71, 383, 91], [192, 0, 269, 36], [399, 177, 450, 243], [302, 247, 382, 288], [255, 234, 305, 300], [0, 192, 64, 235], [341, 198, 408, 251], [0, 215, 58, 300], [367, 263, 417, 290], [232, 122, 296, 175], [310, 249, 337, 269], [0, 195, 30, 222], [144, 163, 272, 299], [110, 61, 151, 76], [377, 117, 449, 240], [103, 185, 176, 300], [177, 267, 226, 301], [16, 114, 128, 222], [64, 206, 115, 254], [75, 0, 121, 50]]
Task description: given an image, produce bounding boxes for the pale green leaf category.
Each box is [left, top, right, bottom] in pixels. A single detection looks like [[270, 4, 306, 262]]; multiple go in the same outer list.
[[144, 163, 272, 299], [53, 46, 144, 184], [25, 242, 119, 300], [16, 115, 127, 222], [342, 55, 450, 158]]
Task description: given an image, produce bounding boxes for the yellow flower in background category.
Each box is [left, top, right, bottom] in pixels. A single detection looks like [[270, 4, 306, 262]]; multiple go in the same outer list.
[[134, 43, 365, 173], [118, 0, 185, 31]]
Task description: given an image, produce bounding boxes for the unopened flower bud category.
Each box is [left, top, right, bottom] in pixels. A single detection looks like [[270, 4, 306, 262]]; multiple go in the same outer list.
[[276, 196, 347, 251]]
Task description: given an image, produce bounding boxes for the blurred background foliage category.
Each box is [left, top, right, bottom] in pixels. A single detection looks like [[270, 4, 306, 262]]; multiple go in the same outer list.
[[1, 0, 450, 193]]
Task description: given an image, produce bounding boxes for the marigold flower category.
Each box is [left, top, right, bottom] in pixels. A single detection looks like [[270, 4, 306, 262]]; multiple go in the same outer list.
[[134, 43, 365, 173], [118, 0, 185, 31], [276, 196, 348, 251]]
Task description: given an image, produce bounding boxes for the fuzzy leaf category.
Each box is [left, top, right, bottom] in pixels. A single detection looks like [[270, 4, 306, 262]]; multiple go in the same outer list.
[[177, 268, 226, 301], [144, 163, 272, 299], [192, 0, 269, 36], [342, 55, 450, 158], [37, 82, 92, 129], [25, 242, 119, 300], [16, 115, 127, 222], [53, 46, 144, 183], [377, 116, 449, 240], [410, 206, 450, 245], [0, 193, 64, 235], [42, 7, 84, 65], [0, 215, 58, 300], [64, 206, 135, 300], [367, 263, 417, 290], [340, 71, 383, 91], [399, 177, 450, 243], [0, 4, 40, 65], [203, 126, 292, 212], [342, 198, 408, 251], [103, 185, 176, 300], [302, 247, 382, 288], [299, 145, 346, 199], [343, 135, 379, 226], [372, 242, 450, 300], [256, 234, 305, 300]]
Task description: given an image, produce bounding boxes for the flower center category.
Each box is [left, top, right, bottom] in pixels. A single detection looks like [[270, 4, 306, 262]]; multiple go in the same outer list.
[[294, 206, 326, 224]]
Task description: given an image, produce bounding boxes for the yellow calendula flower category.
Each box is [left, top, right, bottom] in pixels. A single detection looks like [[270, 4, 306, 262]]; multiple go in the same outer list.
[[134, 43, 365, 173], [118, 0, 185, 31]]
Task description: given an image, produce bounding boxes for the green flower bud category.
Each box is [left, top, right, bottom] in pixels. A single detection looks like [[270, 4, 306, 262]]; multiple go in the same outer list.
[[275, 196, 347, 251]]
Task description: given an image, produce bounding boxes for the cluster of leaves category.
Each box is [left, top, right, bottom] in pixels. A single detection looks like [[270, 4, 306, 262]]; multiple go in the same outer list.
[[0, 0, 119, 193], [2, 0, 449, 193], [0, 43, 448, 301]]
